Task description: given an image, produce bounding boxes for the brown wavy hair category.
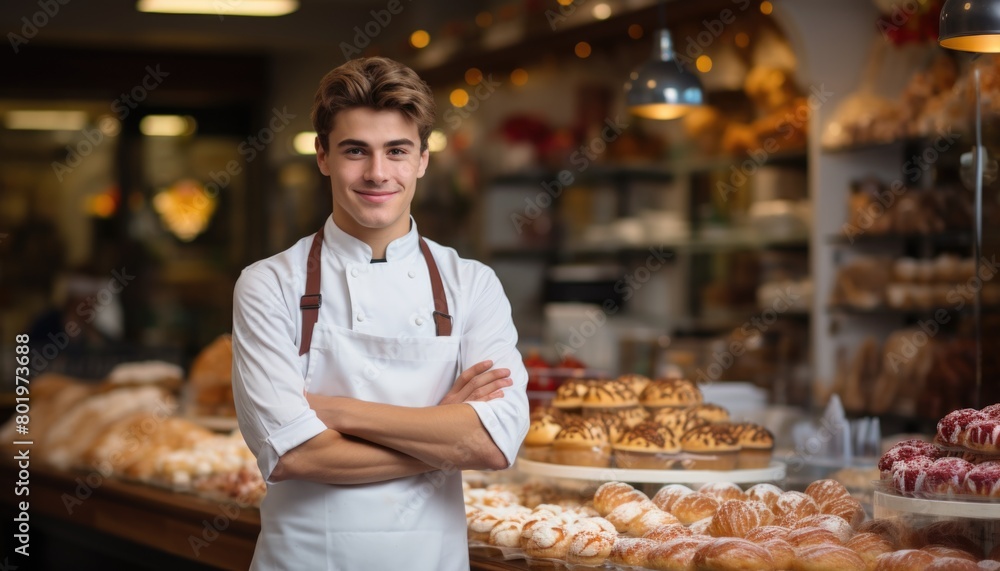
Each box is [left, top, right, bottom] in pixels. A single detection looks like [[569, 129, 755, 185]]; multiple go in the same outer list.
[[311, 57, 436, 152]]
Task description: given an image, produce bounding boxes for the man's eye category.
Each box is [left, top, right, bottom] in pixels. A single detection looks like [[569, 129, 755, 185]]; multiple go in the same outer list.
[[345, 148, 364, 155], [388, 148, 406, 156]]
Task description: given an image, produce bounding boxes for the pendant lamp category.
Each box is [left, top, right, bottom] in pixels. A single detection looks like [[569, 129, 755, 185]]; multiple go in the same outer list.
[[625, 29, 704, 120], [938, 0, 1000, 408]]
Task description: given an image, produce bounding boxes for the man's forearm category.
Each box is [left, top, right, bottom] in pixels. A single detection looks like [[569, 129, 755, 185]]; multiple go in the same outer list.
[[310, 397, 508, 471], [270, 429, 437, 485]]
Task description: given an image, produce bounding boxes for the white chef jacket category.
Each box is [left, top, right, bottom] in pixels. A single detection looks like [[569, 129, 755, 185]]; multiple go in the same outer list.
[[231, 215, 529, 483]]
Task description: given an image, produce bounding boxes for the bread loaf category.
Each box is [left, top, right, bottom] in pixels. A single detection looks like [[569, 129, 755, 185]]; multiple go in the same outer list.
[[693, 537, 775, 571]]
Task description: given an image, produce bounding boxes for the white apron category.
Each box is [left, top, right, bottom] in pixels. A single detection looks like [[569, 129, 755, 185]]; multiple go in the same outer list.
[[250, 227, 469, 571]]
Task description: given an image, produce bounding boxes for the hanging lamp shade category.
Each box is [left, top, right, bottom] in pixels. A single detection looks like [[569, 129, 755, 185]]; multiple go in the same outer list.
[[626, 29, 704, 120], [939, 0, 1000, 52]]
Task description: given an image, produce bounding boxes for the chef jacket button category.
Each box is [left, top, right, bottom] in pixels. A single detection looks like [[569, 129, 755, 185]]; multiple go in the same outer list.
[[415, 317, 425, 326], [356, 313, 365, 322], [408, 270, 416, 278], [351, 268, 359, 278]]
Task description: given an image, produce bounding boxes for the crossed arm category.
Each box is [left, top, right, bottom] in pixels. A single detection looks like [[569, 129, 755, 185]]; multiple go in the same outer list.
[[268, 360, 513, 485]]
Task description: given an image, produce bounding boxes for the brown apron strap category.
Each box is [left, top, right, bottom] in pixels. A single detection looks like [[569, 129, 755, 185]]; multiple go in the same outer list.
[[298, 226, 325, 356], [419, 237, 452, 337], [299, 229, 452, 354]]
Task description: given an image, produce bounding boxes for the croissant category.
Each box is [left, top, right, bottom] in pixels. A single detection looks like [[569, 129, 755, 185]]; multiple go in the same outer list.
[[795, 514, 855, 544], [606, 500, 657, 533], [804, 479, 852, 508], [609, 537, 658, 567], [708, 499, 774, 538], [771, 491, 820, 523], [762, 538, 795, 570], [670, 493, 720, 525], [821, 495, 866, 529], [645, 537, 711, 571], [745, 483, 784, 509], [744, 525, 792, 544], [872, 549, 937, 571], [628, 507, 681, 537], [593, 481, 643, 516], [697, 482, 747, 502], [845, 532, 894, 571], [653, 483, 696, 512], [786, 526, 843, 549], [643, 523, 694, 543], [794, 544, 866, 571], [693, 537, 775, 571]]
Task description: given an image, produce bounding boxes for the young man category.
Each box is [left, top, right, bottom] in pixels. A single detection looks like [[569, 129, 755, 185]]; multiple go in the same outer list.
[[231, 57, 529, 570]]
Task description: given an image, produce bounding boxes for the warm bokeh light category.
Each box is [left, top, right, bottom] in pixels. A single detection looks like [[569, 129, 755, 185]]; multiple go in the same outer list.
[[575, 42, 592, 58], [511, 68, 529, 86], [628, 24, 643, 39], [592, 3, 611, 19], [475, 11, 493, 27], [556, 0, 573, 5], [293, 131, 317, 155], [696, 55, 713, 73], [427, 129, 447, 153], [735, 32, 750, 48], [140, 115, 196, 137], [153, 180, 217, 242], [137, 0, 298, 16], [465, 68, 483, 86], [410, 30, 430, 48], [4, 110, 88, 131], [449, 89, 470, 107], [86, 191, 117, 218], [760, 1, 773, 15]]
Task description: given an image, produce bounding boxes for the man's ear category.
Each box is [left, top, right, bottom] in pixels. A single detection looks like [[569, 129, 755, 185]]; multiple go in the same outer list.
[[416, 148, 430, 178], [315, 135, 331, 176]]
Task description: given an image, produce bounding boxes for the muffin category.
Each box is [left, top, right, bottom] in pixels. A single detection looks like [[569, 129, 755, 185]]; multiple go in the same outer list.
[[689, 403, 730, 424], [613, 421, 681, 470], [551, 419, 611, 467], [679, 424, 740, 470], [581, 380, 639, 415], [731, 422, 775, 469], [552, 379, 589, 410], [522, 414, 564, 461], [640, 378, 703, 411]]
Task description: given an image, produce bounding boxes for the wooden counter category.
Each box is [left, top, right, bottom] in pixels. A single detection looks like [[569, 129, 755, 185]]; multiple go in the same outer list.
[[0, 462, 528, 570]]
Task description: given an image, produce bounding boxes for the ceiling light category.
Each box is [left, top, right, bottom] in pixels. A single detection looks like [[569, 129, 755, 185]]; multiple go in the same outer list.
[[4, 110, 88, 131], [137, 0, 298, 17], [140, 115, 196, 137], [625, 29, 704, 120]]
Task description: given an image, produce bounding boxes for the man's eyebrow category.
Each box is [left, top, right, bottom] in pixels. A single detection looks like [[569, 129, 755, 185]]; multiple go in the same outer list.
[[336, 138, 415, 148]]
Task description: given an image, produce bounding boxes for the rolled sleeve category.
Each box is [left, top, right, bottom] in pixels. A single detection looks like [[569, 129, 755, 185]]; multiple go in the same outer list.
[[461, 269, 530, 467], [231, 267, 327, 483]]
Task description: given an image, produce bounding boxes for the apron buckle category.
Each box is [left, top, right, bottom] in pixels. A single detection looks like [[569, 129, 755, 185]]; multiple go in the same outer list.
[[300, 293, 322, 310], [433, 310, 452, 321]]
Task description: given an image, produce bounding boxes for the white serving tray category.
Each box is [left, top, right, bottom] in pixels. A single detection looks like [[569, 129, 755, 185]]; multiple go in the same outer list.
[[515, 458, 785, 484]]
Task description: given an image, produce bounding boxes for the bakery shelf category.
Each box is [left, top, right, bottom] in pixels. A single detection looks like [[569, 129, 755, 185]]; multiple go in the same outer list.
[[874, 489, 1000, 519], [826, 231, 973, 247], [826, 304, 1000, 317], [515, 458, 785, 484]]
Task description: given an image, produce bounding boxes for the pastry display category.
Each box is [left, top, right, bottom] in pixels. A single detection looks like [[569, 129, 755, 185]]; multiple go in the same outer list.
[[679, 424, 741, 470], [639, 378, 703, 410], [612, 421, 680, 470], [522, 414, 563, 461], [551, 418, 611, 467], [732, 422, 776, 469], [581, 380, 639, 413]]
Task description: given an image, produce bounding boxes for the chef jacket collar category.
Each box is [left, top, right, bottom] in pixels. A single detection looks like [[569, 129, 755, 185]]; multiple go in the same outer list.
[[322, 214, 421, 264]]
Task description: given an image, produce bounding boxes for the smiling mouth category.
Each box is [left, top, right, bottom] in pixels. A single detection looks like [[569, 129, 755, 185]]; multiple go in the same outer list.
[[354, 189, 398, 203]]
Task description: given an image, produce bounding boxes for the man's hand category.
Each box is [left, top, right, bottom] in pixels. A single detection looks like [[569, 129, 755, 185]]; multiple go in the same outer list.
[[438, 360, 512, 406]]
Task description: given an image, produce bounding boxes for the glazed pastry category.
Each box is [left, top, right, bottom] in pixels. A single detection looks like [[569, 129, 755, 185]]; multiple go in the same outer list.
[[965, 461, 1000, 497], [614, 421, 680, 470], [761, 538, 795, 570], [796, 514, 855, 544], [522, 414, 563, 461], [565, 525, 615, 565], [689, 515, 713, 536], [550, 419, 611, 467], [581, 380, 638, 410], [590, 412, 626, 444], [936, 408, 985, 447], [617, 373, 652, 398], [524, 521, 572, 559], [689, 403, 731, 423], [606, 499, 658, 533], [846, 532, 895, 570], [640, 378, 703, 409], [670, 493, 720, 525], [745, 483, 784, 509], [652, 483, 695, 512], [786, 526, 844, 549], [697, 482, 746, 503], [692, 537, 775, 571], [878, 439, 942, 477], [552, 379, 588, 409], [744, 525, 791, 544], [609, 537, 658, 567], [593, 481, 646, 515], [645, 537, 711, 571], [679, 424, 740, 470], [771, 491, 821, 523], [872, 549, 936, 571], [616, 405, 651, 429], [627, 507, 681, 537], [730, 422, 775, 468], [794, 544, 866, 571], [821, 495, 866, 529], [642, 523, 694, 542], [804, 479, 853, 507], [707, 499, 774, 539], [890, 456, 936, 495]]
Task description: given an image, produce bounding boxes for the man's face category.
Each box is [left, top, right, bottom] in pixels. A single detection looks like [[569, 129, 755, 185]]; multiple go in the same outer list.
[[316, 106, 428, 241]]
